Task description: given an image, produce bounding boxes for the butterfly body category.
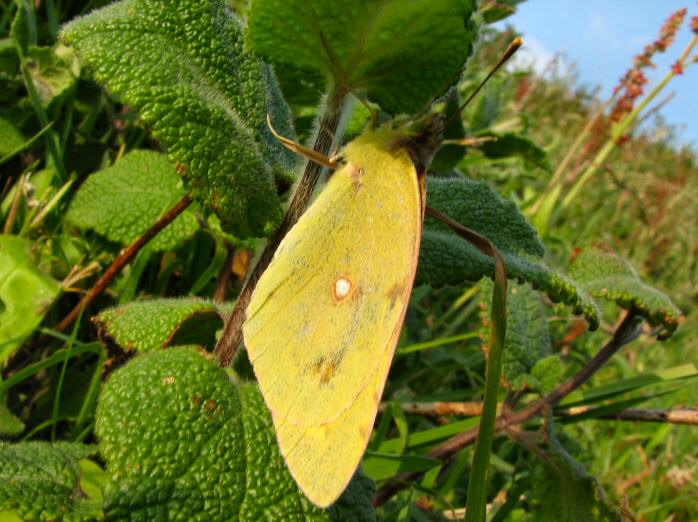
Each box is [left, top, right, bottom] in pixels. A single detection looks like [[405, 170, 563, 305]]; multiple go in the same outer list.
[[243, 124, 425, 507]]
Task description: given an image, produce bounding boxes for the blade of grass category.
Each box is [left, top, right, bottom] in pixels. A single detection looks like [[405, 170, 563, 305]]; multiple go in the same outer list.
[[398, 332, 480, 355], [51, 305, 86, 441], [0, 122, 54, 166], [464, 241, 507, 522], [421, 206, 509, 522], [0, 344, 103, 396]]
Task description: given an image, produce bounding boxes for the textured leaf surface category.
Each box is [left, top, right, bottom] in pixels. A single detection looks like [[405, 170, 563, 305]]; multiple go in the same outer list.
[[0, 404, 24, 438], [94, 298, 224, 353], [66, 150, 198, 251], [0, 236, 61, 364], [61, 0, 297, 237], [0, 442, 101, 521], [571, 247, 682, 338], [248, 0, 479, 115], [97, 347, 375, 520], [418, 177, 600, 328], [481, 280, 553, 390], [529, 428, 620, 522]]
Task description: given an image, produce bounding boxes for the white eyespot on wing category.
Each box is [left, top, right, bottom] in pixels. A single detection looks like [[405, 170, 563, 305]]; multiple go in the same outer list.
[[333, 276, 352, 302]]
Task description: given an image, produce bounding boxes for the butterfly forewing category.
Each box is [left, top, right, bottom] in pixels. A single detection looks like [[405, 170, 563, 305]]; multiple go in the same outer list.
[[243, 126, 422, 507]]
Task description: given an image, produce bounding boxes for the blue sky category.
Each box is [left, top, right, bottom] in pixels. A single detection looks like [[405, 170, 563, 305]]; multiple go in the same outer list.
[[497, 0, 698, 149]]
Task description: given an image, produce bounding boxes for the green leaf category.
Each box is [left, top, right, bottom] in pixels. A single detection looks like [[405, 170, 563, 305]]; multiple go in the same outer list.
[[465, 234, 508, 522], [530, 355, 563, 395], [0, 117, 26, 158], [570, 246, 682, 339], [479, 0, 525, 24], [418, 177, 600, 328], [529, 427, 620, 522], [94, 297, 224, 353], [559, 363, 698, 408], [478, 131, 550, 171], [429, 93, 467, 174], [377, 417, 481, 453], [0, 441, 102, 521], [248, 0, 480, 115], [467, 78, 502, 133], [0, 36, 19, 75], [97, 346, 375, 520], [61, 0, 297, 238], [0, 404, 24, 439], [66, 150, 199, 251], [481, 280, 553, 391], [10, 1, 33, 54], [362, 452, 441, 482], [25, 44, 80, 107], [0, 236, 61, 365]]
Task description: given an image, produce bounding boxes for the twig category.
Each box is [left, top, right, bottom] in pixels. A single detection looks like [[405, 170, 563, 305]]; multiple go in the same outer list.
[[379, 401, 489, 417], [560, 407, 698, 425], [214, 242, 235, 303], [215, 108, 342, 366], [3, 173, 27, 234], [53, 194, 193, 334], [374, 309, 642, 506]]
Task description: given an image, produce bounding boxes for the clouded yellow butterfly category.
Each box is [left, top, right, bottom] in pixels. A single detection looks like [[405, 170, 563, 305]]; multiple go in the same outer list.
[[243, 123, 426, 507]]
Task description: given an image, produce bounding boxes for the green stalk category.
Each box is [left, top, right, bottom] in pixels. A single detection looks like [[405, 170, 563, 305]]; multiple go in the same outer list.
[[464, 254, 507, 522], [422, 207, 508, 522], [17, 55, 67, 181]]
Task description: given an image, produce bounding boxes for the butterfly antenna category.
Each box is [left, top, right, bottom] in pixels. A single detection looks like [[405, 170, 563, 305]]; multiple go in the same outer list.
[[267, 114, 339, 169], [439, 37, 524, 133]]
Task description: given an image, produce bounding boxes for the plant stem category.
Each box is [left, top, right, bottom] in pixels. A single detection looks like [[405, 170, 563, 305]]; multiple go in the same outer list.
[[562, 34, 698, 210], [422, 206, 509, 522], [373, 309, 642, 507], [529, 97, 611, 217], [559, 407, 698, 425], [52, 194, 192, 334], [17, 50, 67, 181], [215, 105, 343, 366]]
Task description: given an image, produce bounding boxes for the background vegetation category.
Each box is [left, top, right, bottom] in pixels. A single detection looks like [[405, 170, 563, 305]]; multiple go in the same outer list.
[[0, 0, 696, 520]]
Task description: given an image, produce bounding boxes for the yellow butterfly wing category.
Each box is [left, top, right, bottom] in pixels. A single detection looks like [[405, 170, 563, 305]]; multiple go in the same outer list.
[[243, 125, 422, 507]]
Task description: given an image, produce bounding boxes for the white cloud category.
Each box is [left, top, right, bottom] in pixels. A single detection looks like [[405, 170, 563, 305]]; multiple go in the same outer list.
[[508, 35, 565, 76]]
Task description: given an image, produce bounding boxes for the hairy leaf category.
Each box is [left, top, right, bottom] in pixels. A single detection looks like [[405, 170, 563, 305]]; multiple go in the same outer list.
[[0, 442, 102, 521], [61, 0, 297, 237], [97, 346, 375, 520], [418, 177, 600, 328], [570, 246, 682, 338], [248, 0, 480, 115], [0, 236, 61, 364], [66, 150, 198, 251], [94, 298, 224, 353], [481, 280, 553, 390], [529, 427, 620, 522]]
